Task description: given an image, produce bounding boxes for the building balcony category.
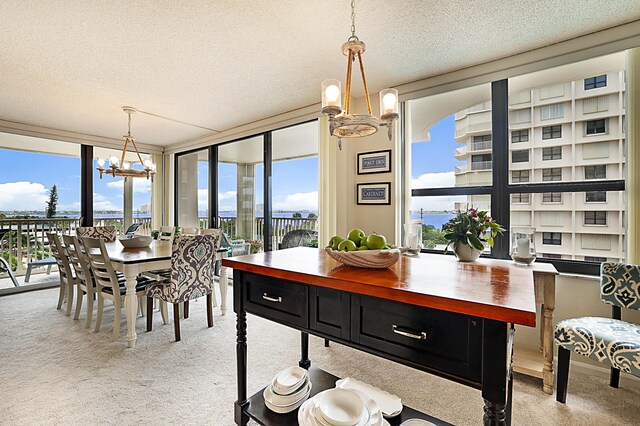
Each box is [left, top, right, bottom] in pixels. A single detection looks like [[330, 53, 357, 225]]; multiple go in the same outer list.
[[454, 161, 493, 173]]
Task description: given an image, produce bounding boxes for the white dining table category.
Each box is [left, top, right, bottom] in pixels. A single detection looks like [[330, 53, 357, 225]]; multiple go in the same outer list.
[[104, 240, 228, 348]]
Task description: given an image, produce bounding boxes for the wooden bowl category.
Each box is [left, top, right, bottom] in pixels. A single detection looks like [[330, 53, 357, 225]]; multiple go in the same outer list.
[[324, 247, 401, 269]]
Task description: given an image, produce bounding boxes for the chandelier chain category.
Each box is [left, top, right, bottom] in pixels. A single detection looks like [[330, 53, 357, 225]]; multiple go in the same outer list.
[[350, 0, 356, 39], [127, 111, 132, 137]]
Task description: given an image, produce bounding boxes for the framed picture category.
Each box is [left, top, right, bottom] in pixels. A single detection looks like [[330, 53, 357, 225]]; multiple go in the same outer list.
[[356, 182, 391, 205], [357, 149, 391, 175]]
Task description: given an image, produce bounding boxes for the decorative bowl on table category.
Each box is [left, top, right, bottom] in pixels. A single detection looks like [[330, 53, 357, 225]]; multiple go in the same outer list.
[[118, 235, 153, 249], [325, 247, 402, 269]]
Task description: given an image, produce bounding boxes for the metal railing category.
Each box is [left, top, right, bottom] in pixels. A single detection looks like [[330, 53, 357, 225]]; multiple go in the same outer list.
[[471, 141, 492, 151], [471, 161, 493, 171], [0, 218, 81, 276]]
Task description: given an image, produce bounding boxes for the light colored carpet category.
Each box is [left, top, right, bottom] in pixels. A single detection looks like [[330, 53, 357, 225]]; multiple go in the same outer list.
[[0, 288, 638, 425]]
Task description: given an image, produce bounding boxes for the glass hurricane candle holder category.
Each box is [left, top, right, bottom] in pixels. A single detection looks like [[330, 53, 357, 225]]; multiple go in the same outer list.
[[403, 221, 423, 256], [511, 227, 536, 265]]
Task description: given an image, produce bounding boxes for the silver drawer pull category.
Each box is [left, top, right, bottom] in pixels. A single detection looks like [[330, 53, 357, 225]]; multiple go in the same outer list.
[[262, 293, 282, 303], [392, 325, 427, 340]]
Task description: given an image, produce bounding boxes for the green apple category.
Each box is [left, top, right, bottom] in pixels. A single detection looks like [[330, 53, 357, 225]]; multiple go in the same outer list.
[[327, 235, 344, 250], [366, 233, 387, 250], [357, 245, 369, 251], [347, 228, 366, 244], [338, 239, 358, 252], [359, 236, 368, 248]]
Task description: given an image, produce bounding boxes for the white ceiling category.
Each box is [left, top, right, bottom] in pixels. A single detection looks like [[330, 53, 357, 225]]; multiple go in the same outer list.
[[1, 1, 640, 148]]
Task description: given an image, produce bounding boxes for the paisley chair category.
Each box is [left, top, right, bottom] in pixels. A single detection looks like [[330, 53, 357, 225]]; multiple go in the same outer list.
[[145, 234, 219, 341], [555, 262, 640, 402], [76, 226, 117, 242]]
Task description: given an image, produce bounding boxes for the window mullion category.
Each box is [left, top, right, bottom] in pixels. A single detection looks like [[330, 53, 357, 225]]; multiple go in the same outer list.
[[491, 79, 510, 259]]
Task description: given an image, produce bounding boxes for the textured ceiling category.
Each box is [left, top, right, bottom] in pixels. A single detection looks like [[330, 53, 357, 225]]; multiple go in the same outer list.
[[1, 0, 640, 147]]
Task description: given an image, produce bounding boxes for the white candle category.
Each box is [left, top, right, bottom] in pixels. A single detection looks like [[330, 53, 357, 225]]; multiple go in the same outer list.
[[517, 238, 530, 256]]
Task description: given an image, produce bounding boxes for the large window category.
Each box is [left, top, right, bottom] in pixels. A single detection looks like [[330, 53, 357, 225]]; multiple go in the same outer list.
[[176, 149, 208, 230], [408, 54, 626, 274], [584, 74, 607, 90]]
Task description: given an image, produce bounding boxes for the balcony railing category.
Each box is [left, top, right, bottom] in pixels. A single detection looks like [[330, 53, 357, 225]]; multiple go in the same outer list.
[[471, 141, 492, 151], [471, 161, 493, 171], [93, 217, 153, 235], [214, 216, 318, 249]]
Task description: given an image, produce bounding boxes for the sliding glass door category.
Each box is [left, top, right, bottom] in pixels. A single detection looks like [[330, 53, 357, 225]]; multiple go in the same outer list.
[[176, 149, 209, 230]]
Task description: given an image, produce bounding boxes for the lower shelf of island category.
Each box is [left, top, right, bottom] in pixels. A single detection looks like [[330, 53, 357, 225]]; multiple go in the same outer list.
[[243, 366, 452, 426]]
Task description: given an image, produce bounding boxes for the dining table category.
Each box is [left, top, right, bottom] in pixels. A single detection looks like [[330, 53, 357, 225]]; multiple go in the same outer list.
[[104, 240, 229, 348]]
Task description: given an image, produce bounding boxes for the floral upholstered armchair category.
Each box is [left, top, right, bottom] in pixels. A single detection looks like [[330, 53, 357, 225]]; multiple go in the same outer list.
[[554, 262, 640, 403], [76, 226, 117, 242], [145, 234, 220, 341]]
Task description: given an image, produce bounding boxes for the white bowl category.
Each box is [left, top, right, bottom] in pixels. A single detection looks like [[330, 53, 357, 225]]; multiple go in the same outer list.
[[317, 388, 365, 426], [399, 420, 436, 426], [118, 235, 153, 248], [272, 366, 309, 395], [264, 386, 311, 414], [264, 379, 312, 407]]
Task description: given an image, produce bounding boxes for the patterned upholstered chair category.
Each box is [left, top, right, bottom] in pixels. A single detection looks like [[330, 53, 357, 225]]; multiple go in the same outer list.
[[555, 262, 640, 403], [146, 234, 219, 341], [76, 226, 117, 242]]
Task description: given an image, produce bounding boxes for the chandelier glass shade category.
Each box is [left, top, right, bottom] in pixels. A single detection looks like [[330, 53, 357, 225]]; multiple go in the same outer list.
[[321, 1, 399, 144], [96, 106, 156, 182]]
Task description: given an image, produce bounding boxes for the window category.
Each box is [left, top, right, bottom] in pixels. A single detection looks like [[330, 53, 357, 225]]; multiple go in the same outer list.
[[542, 253, 562, 259], [473, 135, 491, 143], [540, 103, 564, 120], [542, 147, 562, 160], [583, 142, 610, 159], [511, 193, 530, 203], [510, 109, 531, 124], [512, 170, 529, 183], [586, 191, 606, 202], [511, 150, 529, 163], [585, 211, 607, 225], [471, 154, 492, 170], [582, 234, 611, 250], [586, 119, 606, 135], [543, 232, 562, 245], [542, 192, 562, 203], [511, 129, 529, 143], [584, 74, 607, 90], [585, 256, 607, 262], [472, 134, 492, 150], [583, 95, 609, 114], [585, 165, 606, 180], [542, 125, 562, 139], [542, 168, 562, 181]]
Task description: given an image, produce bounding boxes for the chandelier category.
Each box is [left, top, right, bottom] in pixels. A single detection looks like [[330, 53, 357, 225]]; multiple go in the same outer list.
[[321, 0, 399, 148], [96, 106, 156, 182]]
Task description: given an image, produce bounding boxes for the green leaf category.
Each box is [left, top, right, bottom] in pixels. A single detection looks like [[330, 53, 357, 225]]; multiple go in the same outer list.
[[468, 234, 485, 251]]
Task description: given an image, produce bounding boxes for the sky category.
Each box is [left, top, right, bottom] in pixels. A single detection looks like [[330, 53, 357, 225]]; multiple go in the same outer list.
[[0, 148, 151, 213]]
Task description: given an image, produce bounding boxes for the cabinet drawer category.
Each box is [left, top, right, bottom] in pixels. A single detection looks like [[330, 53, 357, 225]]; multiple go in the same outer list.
[[310, 287, 350, 340], [352, 296, 482, 382], [244, 274, 308, 328]]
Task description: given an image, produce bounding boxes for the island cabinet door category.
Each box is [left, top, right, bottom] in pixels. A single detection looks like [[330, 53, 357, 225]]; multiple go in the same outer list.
[[351, 295, 483, 383], [309, 287, 350, 340], [243, 274, 309, 328]]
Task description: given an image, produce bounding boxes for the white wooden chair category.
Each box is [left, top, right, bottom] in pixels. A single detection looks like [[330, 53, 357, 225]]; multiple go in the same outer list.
[[158, 226, 175, 241], [62, 234, 96, 328], [181, 227, 199, 236], [82, 237, 153, 341], [47, 232, 76, 315]]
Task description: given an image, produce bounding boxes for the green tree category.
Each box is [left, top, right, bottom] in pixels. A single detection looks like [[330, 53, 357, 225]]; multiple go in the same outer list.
[[45, 185, 58, 218], [292, 212, 302, 218], [422, 224, 448, 249], [307, 212, 317, 219]]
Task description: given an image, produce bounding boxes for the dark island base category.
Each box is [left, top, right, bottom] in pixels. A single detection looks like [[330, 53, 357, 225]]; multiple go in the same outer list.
[[242, 366, 452, 426]]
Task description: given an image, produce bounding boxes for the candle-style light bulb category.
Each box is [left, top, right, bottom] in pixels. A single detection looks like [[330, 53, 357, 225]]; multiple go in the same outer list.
[[122, 161, 131, 170], [144, 158, 153, 168], [109, 156, 119, 166], [97, 158, 106, 167]]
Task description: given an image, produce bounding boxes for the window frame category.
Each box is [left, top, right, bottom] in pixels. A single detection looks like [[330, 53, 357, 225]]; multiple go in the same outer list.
[[586, 118, 607, 135], [511, 129, 529, 143], [542, 125, 562, 139], [542, 146, 562, 161], [584, 74, 607, 90], [409, 79, 625, 276], [584, 211, 607, 226], [542, 232, 562, 245], [511, 149, 529, 163]]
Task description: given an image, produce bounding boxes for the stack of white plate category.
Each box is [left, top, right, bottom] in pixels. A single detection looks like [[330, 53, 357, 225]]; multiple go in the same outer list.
[[264, 366, 312, 414], [298, 388, 391, 426]]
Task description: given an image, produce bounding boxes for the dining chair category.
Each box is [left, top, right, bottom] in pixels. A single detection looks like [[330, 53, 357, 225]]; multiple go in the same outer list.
[[158, 226, 175, 241], [77, 226, 117, 242], [62, 234, 96, 328], [146, 234, 220, 341], [82, 236, 154, 341], [47, 232, 76, 316], [181, 227, 199, 236], [555, 262, 640, 403]]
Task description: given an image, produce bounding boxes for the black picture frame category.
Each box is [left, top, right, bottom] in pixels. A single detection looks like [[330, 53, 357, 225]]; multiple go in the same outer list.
[[356, 182, 391, 205], [357, 149, 392, 175]]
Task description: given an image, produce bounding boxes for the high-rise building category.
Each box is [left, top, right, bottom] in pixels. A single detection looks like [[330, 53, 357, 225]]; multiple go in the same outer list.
[[453, 71, 626, 262]]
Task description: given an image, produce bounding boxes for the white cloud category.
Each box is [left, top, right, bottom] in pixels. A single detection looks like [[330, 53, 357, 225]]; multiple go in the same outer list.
[[106, 179, 151, 193], [274, 191, 318, 211], [411, 171, 455, 189], [0, 181, 49, 211], [93, 193, 121, 211], [410, 195, 466, 212], [198, 189, 208, 211], [59, 201, 81, 211]]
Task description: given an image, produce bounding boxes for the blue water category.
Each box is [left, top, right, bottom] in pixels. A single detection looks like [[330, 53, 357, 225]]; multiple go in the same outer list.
[[411, 213, 455, 230]]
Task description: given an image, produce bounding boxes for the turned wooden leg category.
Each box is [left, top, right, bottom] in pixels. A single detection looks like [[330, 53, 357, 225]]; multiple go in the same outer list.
[[207, 293, 214, 327], [483, 400, 507, 425], [184, 300, 189, 319], [542, 275, 556, 395], [146, 297, 154, 332], [173, 303, 181, 342], [235, 271, 249, 426], [610, 367, 620, 388], [324, 339, 330, 347], [299, 332, 311, 369], [556, 346, 570, 403]]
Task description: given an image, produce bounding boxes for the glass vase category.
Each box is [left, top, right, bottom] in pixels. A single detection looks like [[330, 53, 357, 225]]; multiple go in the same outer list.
[[511, 227, 536, 265]]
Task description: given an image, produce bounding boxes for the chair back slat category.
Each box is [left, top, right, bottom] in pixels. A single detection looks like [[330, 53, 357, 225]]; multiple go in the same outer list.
[[81, 237, 119, 292], [600, 262, 640, 311], [62, 235, 93, 290], [181, 227, 199, 236], [47, 232, 73, 283], [159, 226, 175, 241], [77, 226, 117, 242], [164, 235, 219, 303]]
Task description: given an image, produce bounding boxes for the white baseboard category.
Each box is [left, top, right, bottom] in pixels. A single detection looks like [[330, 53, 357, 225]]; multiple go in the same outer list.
[[568, 359, 640, 390]]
